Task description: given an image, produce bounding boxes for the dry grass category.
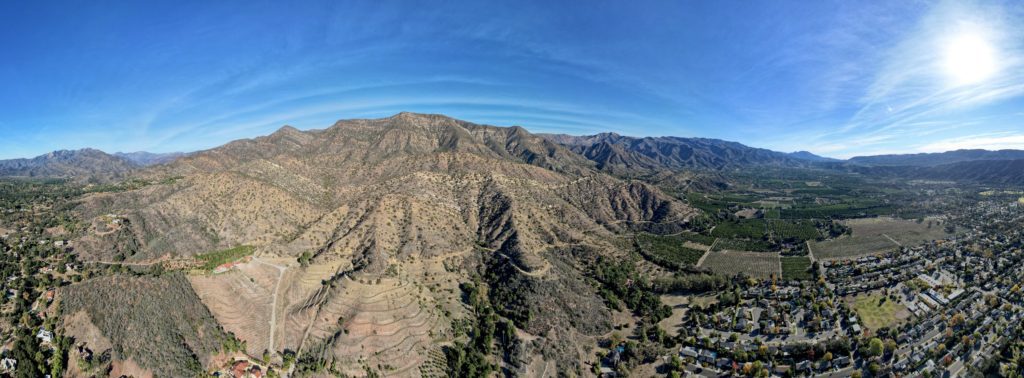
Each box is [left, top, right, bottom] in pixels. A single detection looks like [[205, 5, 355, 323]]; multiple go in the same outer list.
[[811, 217, 949, 260]]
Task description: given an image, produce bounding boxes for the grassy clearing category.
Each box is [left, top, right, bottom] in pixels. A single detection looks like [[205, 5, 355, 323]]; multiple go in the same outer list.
[[780, 256, 813, 281], [195, 245, 254, 270], [851, 292, 908, 331], [636, 233, 706, 269]]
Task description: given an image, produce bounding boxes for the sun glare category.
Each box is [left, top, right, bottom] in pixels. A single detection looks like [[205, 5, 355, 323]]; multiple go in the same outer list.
[[943, 33, 997, 85]]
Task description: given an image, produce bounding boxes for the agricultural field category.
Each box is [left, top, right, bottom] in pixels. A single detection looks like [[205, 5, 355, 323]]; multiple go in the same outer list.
[[674, 231, 717, 246], [848, 217, 950, 246], [768, 219, 821, 241], [848, 292, 911, 331], [809, 217, 949, 260], [711, 238, 774, 252], [698, 251, 781, 279], [635, 233, 708, 269], [711, 219, 767, 239], [780, 256, 814, 281]]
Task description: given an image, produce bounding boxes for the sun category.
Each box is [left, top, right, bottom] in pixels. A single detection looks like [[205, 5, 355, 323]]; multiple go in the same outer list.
[[943, 33, 997, 85]]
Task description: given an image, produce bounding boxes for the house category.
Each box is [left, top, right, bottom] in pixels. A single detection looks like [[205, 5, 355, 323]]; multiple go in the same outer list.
[[699, 349, 717, 363], [36, 329, 53, 344], [796, 360, 811, 372], [231, 360, 249, 378], [680, 346, 699, 359], [716, 358, 732, 370], [0, 357, 15, 372], [773, 365, 791, 376], [250, 365, 263, 378]]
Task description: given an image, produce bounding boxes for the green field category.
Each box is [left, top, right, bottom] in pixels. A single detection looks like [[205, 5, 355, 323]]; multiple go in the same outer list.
[[636, 233, 707, 269], [675, 231, 717, 246], [850, 292, 909, 331], [711, 219, 767, 239], [769, 220, 821, 241], [711, 238, 774, 252], [195, 245, 254, 270], [780, 256, 814, 281]]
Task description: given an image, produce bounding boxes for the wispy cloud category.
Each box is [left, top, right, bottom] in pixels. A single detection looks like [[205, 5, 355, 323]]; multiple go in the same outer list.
[[804, 0, 1024, 157], [917, 133, 1024, 152]]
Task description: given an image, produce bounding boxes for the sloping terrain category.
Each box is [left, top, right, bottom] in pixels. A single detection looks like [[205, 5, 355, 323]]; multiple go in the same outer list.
[[68, 113, 696, 374], [540, 132, 808, 173], [0, 148, 136, 180], [114, 151, 187, 166], [58, 274, 230, 377], [848, 149, 1024, 166]]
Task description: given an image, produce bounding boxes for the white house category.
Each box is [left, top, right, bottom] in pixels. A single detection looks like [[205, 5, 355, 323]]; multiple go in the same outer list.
[[36, 329, 53, 344]]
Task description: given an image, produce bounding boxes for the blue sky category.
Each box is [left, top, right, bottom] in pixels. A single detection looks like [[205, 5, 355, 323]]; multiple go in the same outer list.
[[2, 1, 1023, 159]]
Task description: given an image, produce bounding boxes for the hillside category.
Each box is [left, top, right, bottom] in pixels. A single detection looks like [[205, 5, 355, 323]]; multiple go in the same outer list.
[[913, 159, 1024, 185], [114, 151, 187, 166], [0, 148, 136, 180], [69, 112, 696, 374], [59, 274, 231, 377], [848, 149, 1024, 166], [540, 132, 808, 174]]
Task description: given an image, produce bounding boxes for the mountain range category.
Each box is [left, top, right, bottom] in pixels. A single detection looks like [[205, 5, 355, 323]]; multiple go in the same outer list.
[[0, 149, 185, 181], [3, 116, 1023, 187]]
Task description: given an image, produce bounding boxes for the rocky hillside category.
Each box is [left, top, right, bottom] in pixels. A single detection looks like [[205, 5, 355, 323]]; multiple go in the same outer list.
[[70, 113, 696, 374], [0, 148, 136, 180], [540, 132, 808, 174], [114, 151, 187, 166]]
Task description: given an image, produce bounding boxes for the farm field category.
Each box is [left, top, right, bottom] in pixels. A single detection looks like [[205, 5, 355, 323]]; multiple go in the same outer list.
[[712, 238, 773, 252], [848, 292, 911, 331], [636, 233, 708, 269], [698, 251, 780, 279], [780, 256, 814, 281], [809, 217, 948, 260], [768, 219, 821, 241]]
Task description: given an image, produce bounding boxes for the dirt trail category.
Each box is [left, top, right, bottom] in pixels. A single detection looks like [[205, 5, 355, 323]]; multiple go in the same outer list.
[[497, 252, 551, 277], [882, 233, 903, 247], [695, 238, 719, 267], [253, 258, 287, 354]]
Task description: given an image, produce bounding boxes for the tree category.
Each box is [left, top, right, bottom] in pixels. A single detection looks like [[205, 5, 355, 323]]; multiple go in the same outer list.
[[868, 362, 882, 375], [851, 370, 863, 378], [868, 338, 885, 357], [823, 351, 833, 361]]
